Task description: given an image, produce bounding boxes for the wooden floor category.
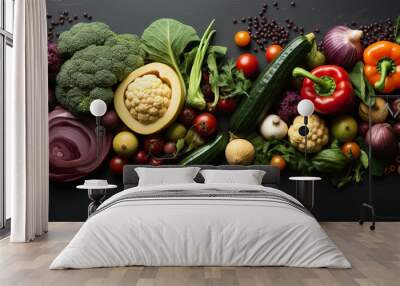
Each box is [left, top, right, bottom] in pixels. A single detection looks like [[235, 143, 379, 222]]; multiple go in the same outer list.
[[0, 222, 399, 286]]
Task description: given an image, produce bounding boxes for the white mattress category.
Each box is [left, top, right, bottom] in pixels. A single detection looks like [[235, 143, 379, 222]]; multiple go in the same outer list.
[[50, 183, 350, 269]]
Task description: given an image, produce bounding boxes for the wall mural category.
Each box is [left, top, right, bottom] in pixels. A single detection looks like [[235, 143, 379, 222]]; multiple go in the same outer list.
[[47, 4, 400, 190]]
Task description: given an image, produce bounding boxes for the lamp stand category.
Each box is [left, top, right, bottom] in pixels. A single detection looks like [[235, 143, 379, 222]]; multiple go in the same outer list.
[[95, 116, 105, 162], [299, 116, 309, 167]]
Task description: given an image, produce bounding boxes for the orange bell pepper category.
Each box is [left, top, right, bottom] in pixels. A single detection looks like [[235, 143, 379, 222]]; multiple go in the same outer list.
[[363, 41, 400, 93]]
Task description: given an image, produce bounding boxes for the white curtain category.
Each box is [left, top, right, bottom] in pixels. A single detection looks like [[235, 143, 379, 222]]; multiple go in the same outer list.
[[7, 0, 49, 242]]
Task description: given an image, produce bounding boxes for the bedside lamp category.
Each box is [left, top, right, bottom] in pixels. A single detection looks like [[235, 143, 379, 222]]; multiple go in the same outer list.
[[297, 99, 315, 162], [90, 99, 107, 161]]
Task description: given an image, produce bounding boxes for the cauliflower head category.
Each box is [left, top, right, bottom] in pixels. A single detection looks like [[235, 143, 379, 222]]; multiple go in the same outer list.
[[58, 22, 116, 58], [56, 35, 146, 114], [288, 114, 329, 153], [124, 74, 172, 124]]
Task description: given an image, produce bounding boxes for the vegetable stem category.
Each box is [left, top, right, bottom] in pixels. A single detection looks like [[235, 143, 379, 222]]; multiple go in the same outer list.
[[292, 67, 332, 91], [375, 59, 393, 91]]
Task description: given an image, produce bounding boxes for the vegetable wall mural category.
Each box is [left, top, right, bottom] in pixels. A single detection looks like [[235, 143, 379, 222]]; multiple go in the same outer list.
[[47, 2, 400, 192]]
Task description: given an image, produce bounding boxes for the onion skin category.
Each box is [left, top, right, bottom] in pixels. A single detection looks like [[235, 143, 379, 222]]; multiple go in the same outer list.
[[323, 26, 363, 69], [365, 123, 397, 162], [49, 106, 112, 182]]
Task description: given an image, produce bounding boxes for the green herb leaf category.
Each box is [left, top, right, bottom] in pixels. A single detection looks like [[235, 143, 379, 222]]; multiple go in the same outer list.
[[218, 60, 251, 99], [395, 16, 400, 44], [360, 150, 369, 169], [349, 61, 376, 106]]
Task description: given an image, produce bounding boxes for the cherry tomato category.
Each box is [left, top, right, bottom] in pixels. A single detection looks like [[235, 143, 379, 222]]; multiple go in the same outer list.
[[270, 155, 286, 171], [341, 142, 361, 160], [217, 98, 237, 113], [265, 44, 283, 63], [133, 150, 148, 164], [193, 112, 217, 137], [109, 155, 128, 175], [236, 53, 259, 78], [234, 31, 251, 47]]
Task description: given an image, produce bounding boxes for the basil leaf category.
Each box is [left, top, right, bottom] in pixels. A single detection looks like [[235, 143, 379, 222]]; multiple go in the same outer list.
[[360, 150, 369, 169], [142, 19, 200, 93], [349, 61, 376, 106]]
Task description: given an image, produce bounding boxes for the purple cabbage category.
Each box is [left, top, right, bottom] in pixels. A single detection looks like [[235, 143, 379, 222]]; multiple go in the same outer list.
[[49, 107, 112, 182], [48, 42, 62, 82], [277, 90, 301, 124]]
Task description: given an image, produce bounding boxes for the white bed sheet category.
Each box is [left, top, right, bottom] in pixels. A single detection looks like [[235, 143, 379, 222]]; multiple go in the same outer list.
[[50, 183, 350, 269]]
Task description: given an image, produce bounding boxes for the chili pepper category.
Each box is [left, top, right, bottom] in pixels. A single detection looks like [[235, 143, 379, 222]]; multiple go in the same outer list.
[[292, 65, 354, 114], [363, 41, 400, 93]]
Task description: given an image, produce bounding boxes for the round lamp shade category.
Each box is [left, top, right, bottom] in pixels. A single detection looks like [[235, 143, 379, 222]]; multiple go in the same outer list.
[[297, 99, 315, 117], [90, 99, 107, 117]]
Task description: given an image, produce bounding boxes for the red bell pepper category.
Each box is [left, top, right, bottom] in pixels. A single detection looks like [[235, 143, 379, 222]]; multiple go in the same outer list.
[[292, 65, 354, 115]]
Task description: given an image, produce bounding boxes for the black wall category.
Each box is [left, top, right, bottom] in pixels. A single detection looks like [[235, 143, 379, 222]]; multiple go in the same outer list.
[[47, 0, 400, 222]]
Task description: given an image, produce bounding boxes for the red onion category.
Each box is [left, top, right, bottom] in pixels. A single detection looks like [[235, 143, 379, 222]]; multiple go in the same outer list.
[[365, 123, 397, 162], [49, 107, 112, 182], [323, 26, 363, 69]]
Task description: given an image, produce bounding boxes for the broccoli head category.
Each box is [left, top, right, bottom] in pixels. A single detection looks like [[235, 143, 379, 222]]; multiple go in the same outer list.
[[58, 22, 116, 58], [56, 34, 146, 114]]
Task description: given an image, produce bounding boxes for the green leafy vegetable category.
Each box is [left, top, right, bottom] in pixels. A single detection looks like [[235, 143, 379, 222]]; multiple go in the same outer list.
[[395, 16, 400, 44], [349, 61, 376, 106], [181, 47, 198, 85], [141, 18, 200, 94], [187, 20, 216, 110], [217, 60, 252, 99], [249, 135, 309, 172], [206, 45, 227, 107], [311, 148, 349, 173]]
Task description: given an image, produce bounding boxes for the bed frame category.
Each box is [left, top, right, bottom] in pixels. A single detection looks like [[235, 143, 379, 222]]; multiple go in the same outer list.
[[123, 165, 280, 190]]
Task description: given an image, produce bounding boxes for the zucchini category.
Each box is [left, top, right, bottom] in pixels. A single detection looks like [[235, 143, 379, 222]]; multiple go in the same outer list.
[[230, 33, 315, 134], [180, 133, 229, 165]]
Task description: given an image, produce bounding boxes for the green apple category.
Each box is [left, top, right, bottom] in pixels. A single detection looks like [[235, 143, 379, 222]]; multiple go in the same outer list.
[[113, 131, 139, 157], [166, 123, 187, 142], [331, 115, 358, 143]]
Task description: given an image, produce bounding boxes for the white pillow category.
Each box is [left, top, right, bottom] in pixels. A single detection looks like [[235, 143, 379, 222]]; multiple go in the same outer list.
[[135, 167, 201, 186], [200, 169, 266, 185]]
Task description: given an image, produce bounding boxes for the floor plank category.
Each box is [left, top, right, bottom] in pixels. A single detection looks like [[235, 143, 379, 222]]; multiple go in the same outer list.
[[0, 222, 399, 286]]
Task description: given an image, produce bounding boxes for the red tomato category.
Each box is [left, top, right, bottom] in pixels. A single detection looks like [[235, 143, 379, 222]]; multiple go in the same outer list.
[[109, 155, 128, 175], [234, 31, 251, 47], [133, 150, 148, 164], [236, 53, 259, 78], [270, 155, 286, 171], [193, 112, 217, 137], [265, 44, 283, 63], [217, 98, 237, 113], [341, 142, 361, 160]]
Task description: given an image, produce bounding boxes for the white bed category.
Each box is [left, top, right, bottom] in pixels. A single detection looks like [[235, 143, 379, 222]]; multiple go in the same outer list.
[[50, 166, 350, 269]]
